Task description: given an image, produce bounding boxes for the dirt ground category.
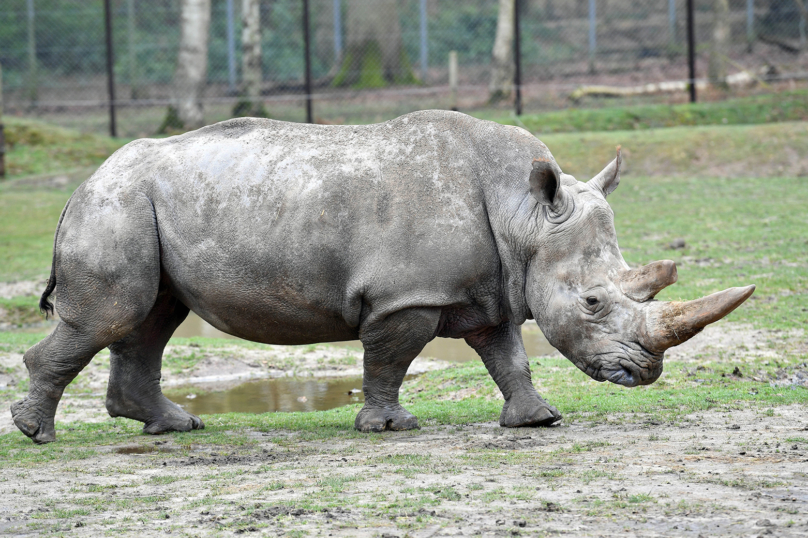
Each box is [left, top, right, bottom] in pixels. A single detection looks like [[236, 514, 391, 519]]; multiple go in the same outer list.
[[0, 322, 806, 537], [0, 408, 806, 537]]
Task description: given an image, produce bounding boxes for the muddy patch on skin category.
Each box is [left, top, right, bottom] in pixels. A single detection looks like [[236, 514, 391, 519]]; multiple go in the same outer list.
[[0, 407, 806, 537]]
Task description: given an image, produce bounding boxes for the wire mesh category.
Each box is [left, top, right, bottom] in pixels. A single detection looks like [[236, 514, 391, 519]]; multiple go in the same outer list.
[[0, 0, 806, 137]]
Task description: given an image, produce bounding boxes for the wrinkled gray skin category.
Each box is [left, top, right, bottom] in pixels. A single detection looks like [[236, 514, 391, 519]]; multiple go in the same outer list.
[[11, 111, 754, 443]]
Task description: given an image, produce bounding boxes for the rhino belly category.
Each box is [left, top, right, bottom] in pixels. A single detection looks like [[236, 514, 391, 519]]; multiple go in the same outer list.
[[163, 261, 359, 345]]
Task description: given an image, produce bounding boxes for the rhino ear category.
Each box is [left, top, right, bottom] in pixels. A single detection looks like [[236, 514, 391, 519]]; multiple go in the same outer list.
[[529, 158, 561, 206], [588, 146, 622, 196]]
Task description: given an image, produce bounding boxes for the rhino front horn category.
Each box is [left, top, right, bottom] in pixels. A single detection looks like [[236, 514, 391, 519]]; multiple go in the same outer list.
[[645, 285, 756, 352]]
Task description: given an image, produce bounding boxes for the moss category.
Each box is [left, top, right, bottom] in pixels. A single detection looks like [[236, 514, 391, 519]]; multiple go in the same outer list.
[[157, 106, 184, 134], [232, 100, 270, 119], [332, 41, 418, 89]]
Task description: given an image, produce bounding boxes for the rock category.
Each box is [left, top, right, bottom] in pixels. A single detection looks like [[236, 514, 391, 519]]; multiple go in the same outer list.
[[667, 238, 686, 250]]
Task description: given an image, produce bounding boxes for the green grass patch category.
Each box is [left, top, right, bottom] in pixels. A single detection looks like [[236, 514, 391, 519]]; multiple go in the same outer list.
[[487, 90, 808, 134], [0, 351, 804, 466], [2, 118, 129, 180]]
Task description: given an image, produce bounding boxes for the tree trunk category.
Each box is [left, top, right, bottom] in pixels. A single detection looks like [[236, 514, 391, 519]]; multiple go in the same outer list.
[[233, 0, 268, 117], [332, 0, 416, 88], [161, 0, 211, 132], [489, 0, 515, 103], [708, 0, 730, 87]]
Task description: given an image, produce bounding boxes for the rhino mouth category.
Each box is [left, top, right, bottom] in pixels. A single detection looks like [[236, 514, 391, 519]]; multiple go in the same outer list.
[[596, 346, 662, 387], [603, 365, 640, 387]]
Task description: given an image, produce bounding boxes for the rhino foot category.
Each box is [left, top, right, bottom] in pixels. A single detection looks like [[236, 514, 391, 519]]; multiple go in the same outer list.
[[107, 395, 204, 435], [355, 405, 419, 432], [142, 410, 205, 435], [500, 396, 561, 428], [11, 397, 57, 444]]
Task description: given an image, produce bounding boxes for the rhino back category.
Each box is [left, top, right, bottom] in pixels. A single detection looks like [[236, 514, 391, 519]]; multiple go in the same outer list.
[[77, 111, 502, 344]]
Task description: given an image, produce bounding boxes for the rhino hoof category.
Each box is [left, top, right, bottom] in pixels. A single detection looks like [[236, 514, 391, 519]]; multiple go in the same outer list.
[[143, 412, 205, 435], [11, 398, 57, 444], [355, 405, 419, 432], [500, 397, 561, 428]]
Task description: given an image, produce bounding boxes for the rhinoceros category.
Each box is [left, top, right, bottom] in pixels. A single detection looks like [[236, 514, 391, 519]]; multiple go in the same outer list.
[[11, 110, 754, 444]]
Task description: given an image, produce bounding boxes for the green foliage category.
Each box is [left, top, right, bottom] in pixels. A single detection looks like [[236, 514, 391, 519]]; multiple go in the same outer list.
[[157, 106, 184, 134], [333, 41, 418, 89], [232, 100, 270, 119]]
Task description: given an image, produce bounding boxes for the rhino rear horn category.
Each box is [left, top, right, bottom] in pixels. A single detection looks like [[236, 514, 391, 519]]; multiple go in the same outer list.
[[589, 146, 622, 196], [620, 260, 678, 302]]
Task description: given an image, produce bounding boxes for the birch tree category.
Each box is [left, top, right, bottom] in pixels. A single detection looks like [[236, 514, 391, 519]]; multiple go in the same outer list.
[[233, 0, 268, 117], [161, 0, 211, 132], [489, 0, 514, 103], [708, 0, 730, 86]]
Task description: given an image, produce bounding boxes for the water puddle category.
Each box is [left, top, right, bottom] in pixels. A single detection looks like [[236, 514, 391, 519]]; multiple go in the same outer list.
[[165, 375, 365, 416], [174, 312, 556, 363]]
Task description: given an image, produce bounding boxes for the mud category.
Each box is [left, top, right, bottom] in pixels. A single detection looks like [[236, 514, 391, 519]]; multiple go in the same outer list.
[[0, 407, 806, 537], [0, 323, 806, 536]]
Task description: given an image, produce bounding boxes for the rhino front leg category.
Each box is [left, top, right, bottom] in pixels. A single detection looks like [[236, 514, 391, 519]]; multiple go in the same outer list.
[[465, 321, 561, 427], [355, 308, 441, 433]]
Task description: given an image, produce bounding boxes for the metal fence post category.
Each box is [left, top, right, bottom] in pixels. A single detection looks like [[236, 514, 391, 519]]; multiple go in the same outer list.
[[226, 0, 237, 93], [420, 0, 428, 81], [27, 0, 37, 104], [686, 0, 696, 103], [668, 0, 676, 44], [514, 0, 522, 116], [449, 50, 458, 111], [588, 0, 596, 71], [746, 0, 754, 43], [104, 0, 117, 137], [127, 0, 137, 97], [333, 0, 342, 60], [303, 0, 313, 123]]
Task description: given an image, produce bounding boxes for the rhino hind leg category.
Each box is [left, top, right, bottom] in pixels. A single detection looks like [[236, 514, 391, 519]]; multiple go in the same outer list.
[[354, 308, 441, 433], [11, 323, 112, 443], [105, 290, 204, 435], [12, 193, 163, 443], [465, 321, 561, 428], [11, 274, 158, 444]]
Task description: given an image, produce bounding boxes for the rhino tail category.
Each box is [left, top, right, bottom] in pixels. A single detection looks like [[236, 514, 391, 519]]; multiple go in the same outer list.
[[39, 192, 75, 319]]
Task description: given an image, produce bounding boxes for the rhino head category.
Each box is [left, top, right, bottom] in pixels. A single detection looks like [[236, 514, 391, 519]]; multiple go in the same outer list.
[[525, 149, 754, 387]]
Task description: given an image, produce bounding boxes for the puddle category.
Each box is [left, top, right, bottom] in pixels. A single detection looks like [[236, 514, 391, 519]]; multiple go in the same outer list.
[[174, 312, 556, 363], [166, 375, 365, 416]]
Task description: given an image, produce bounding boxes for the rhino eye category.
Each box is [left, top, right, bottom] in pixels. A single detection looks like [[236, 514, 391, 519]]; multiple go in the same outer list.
[[586, 296, 599, 306]]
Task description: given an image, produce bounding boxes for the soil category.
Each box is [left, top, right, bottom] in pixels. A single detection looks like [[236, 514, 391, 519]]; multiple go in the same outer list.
[[0, 323, 805, 536], [0, 408, 806, 537]]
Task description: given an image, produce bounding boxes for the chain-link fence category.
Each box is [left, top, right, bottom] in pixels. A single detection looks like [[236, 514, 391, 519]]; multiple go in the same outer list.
[[1, 0, 807, 138]]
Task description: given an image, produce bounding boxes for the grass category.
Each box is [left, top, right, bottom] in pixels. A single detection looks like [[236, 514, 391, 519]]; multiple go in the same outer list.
[[1, 117, 129, 179], [0, 340, 803, 467], [488, 90, 808, 134]]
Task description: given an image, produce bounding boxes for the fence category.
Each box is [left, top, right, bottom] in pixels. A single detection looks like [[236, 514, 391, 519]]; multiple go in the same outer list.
[[0, 0, 807, 138]]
